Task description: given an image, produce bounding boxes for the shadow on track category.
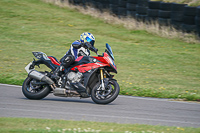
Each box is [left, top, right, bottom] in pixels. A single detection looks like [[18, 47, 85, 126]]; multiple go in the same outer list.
[[20, 97, 118, 105]]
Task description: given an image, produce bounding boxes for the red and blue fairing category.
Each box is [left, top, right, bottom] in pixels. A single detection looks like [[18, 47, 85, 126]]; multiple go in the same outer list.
[[94, 52, 117, 73], [47, 56, 61, 66], [71, 44, 117, 74]]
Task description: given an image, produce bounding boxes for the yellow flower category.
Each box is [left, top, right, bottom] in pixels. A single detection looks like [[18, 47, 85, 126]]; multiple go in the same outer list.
[[129, 83, 132, 85], [68, 24, 74, 27], [177, 127, 185, 131], [159, 87, 165, 90]]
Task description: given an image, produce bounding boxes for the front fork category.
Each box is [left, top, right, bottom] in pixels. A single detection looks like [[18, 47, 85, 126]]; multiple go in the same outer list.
[[100, 68, 106, 90]]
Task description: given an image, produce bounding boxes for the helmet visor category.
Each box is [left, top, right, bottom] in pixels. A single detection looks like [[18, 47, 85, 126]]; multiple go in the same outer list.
[[86, 37, 95, 46]]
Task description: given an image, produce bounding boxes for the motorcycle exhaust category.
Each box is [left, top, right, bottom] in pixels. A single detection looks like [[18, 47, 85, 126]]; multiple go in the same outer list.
[[28, 70, 54, 85], [53, 88, 80, 97]]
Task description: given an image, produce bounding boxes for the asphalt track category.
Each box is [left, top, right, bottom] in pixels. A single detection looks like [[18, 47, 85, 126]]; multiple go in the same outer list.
[[0, 84, 200, 128]]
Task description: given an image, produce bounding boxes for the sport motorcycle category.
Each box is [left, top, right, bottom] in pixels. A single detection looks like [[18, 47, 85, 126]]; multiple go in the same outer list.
[[22, 43, 120, 104]]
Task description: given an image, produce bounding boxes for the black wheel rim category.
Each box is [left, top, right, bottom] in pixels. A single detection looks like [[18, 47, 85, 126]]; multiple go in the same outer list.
[[26, 79, 44, 93], [94, 81, 116, 100]]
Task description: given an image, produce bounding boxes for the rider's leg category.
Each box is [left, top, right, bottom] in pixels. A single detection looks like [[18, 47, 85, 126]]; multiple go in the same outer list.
[[62, 55, 75, 69]]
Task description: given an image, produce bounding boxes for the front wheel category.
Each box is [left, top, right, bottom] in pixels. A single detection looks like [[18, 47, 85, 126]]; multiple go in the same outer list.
[[91, 79, 120, 104], [22, 77, 51, 100]]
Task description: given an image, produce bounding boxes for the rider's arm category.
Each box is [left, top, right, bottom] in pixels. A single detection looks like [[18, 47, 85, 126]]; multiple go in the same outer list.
[[71, 40, 82, 49], [59, 41, 82, 63], [72, 40, 89, 49]]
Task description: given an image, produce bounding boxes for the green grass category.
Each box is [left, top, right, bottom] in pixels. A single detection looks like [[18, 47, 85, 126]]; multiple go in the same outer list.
[[166, 0, 200, 6], [0, 117, 200, 133], [0, 0, 200, 101], [151, 0, 200, 6]]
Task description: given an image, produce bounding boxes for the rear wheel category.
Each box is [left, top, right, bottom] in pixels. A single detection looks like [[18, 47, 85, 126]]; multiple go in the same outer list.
[[22, 77, 51, 100], [91, 79, 120, 104]]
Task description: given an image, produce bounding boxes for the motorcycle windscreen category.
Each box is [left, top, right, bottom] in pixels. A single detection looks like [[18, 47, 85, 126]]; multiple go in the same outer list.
[[106, 43, 114, 60]]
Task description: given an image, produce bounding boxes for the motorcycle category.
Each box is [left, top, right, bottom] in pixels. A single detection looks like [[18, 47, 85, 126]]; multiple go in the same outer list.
[[22, 43, 120, 104]]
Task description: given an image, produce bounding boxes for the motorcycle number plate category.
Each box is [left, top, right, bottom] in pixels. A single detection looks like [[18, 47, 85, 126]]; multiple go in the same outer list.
[[25, 62, 34, 73]]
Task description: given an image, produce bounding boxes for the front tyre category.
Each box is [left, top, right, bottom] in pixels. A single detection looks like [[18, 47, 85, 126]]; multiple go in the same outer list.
[[22, 77, 51, 100], [91, 79, 120, 104]]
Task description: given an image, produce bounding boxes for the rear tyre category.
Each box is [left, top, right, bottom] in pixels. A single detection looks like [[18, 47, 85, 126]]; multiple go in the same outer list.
[[22, 77, 51, 100], [91, 79, 120, 104]]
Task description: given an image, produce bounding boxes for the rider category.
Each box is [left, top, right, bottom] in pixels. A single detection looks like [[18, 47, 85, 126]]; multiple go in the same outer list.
[[52, 32, 96, 79]]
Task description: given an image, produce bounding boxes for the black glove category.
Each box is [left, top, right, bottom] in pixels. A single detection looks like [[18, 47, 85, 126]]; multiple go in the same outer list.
[[90, 47, 98, 53], [81, 42, 98, 53]]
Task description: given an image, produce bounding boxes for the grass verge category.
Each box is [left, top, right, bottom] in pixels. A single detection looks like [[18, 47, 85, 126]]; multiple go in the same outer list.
[[155, 0, 200, 6], [0, 0, 200, 101], [0, 117, 200, 133]]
